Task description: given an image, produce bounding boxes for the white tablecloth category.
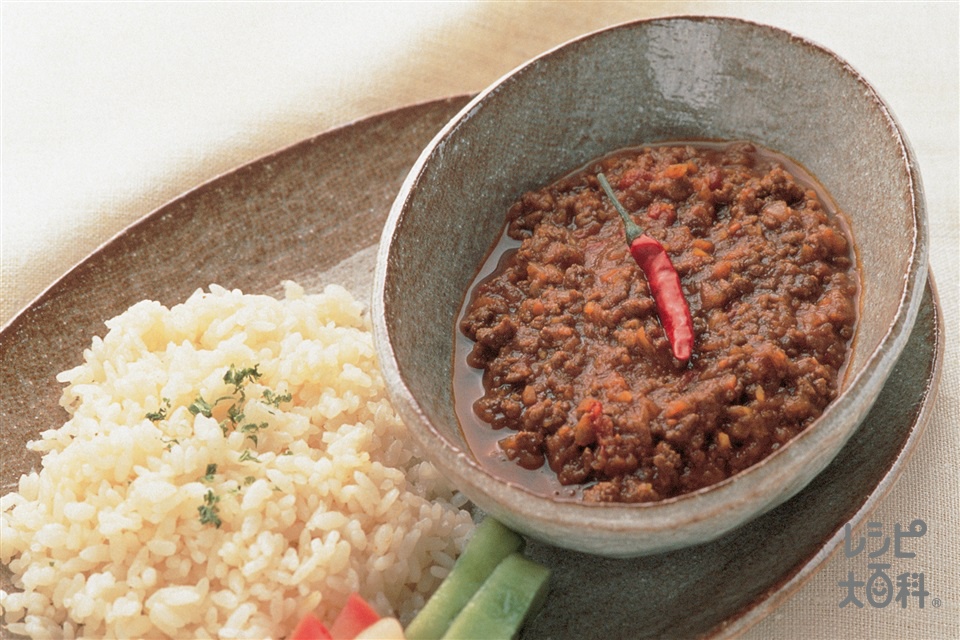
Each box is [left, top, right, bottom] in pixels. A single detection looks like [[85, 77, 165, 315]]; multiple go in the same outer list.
[[3, 2, 957, 638]]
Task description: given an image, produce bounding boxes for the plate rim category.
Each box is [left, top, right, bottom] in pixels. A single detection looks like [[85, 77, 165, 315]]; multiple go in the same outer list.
[[0, 93, 477, 336]]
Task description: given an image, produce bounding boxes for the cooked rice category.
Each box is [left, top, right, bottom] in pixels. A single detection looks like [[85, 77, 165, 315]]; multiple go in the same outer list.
[[0, 282, 474, 639]]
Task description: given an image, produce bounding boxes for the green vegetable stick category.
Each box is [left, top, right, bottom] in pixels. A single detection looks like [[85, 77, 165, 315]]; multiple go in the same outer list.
[[441, 552, 551, 640], [405, 518, 524, 639]]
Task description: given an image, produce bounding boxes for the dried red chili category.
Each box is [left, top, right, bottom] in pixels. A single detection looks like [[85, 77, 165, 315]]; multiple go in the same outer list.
[[597, 172, 694, 362]]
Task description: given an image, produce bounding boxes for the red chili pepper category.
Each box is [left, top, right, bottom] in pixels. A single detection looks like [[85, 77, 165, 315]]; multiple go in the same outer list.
[[597, 172, 694, 362]]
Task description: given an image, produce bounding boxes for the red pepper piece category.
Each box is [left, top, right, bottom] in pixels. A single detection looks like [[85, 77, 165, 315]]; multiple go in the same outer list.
[[589, 399, 603, 422], [290, 613, 333, 640], [618, 167, 643, 189], [329, 593, 381, 639], [574, 398, 605, 445], [597, 173, 694, 362]]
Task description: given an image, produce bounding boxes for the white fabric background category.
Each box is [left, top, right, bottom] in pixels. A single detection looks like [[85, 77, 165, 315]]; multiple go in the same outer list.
[[2, 2, 957, 638]]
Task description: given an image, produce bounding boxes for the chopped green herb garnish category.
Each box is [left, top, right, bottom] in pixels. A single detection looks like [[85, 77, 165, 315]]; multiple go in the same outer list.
[[224, 364, 262, 395], [189, 363, 284, 454], [227, 403, 245, 425], [240, 422, 268, 446], [244, 476, 256, 485], [262, 389, 292, 408], [188, 395, 213, 418], [238, 449, 260, 463], [202, 463, 217, 482], [146, 398, 172, 422], [198, 489, 222, 528]]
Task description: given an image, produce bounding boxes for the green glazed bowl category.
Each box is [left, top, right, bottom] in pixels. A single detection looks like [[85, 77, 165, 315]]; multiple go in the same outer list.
[[373, 16, 928, 557]]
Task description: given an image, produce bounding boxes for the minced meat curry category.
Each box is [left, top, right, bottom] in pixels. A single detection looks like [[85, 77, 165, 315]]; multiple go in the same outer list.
[[456, 142, 859, 503]]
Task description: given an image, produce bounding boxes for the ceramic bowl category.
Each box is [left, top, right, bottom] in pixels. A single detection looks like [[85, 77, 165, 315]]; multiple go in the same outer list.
[[372, 16, 928, 557]]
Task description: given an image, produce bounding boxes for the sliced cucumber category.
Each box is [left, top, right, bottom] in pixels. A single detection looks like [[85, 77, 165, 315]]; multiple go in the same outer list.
[[441, 552, 551, 640], [405, 517, 524, 639]]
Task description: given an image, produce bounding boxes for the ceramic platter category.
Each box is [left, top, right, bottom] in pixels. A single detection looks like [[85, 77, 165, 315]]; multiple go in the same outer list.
[[0, 96, 944, 639]]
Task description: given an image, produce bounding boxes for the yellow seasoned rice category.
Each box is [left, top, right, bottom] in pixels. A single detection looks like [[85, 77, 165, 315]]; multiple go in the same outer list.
[[0, 282, 474, 639]]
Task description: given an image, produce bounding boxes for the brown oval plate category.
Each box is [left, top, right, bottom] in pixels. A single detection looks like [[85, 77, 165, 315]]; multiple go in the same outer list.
[[0, 96, 944, 639]]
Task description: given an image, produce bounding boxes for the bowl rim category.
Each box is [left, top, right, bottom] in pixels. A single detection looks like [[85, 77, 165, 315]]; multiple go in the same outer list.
[[373, 15, 929, 547]]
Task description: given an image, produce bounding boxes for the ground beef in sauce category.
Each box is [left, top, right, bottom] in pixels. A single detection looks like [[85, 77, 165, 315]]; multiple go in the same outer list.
[[458, 142, 858, 503]]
